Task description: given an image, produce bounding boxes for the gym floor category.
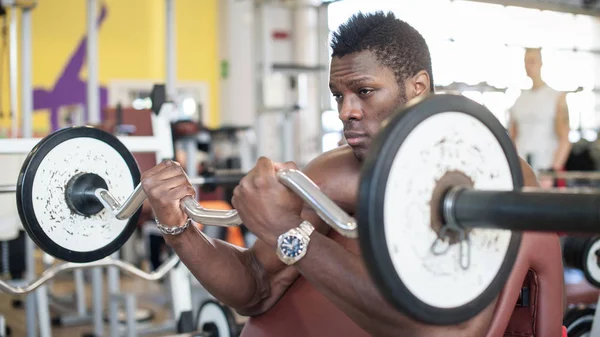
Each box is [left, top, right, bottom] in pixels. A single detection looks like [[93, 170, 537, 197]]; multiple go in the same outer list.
[[0, 249, 173, 337]]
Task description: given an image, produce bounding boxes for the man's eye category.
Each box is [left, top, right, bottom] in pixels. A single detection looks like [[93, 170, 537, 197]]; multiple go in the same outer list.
[[333, 94, 342, 101], [359, 89, 373, 95]]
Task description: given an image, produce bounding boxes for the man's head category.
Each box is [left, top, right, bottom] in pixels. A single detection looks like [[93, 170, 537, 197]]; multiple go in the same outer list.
[[329, 11, 433, 161], [524, 48, 543, 80]]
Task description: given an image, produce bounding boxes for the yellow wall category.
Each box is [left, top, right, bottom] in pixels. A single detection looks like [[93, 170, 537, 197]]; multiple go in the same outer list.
[[0, 0, 219, 136]]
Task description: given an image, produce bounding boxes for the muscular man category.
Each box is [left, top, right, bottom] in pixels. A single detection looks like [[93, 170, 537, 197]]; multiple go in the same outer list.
[[508, 48, 571, 173], [141, 12, 540, 337]]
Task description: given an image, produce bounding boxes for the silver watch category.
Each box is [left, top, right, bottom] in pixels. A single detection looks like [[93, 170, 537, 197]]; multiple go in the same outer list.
[[276, 220, 315, 265], [155, 217, 191, 236]]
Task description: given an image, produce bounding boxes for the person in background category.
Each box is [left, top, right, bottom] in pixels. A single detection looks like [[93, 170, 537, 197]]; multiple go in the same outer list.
[[508, 48, 571, 181]]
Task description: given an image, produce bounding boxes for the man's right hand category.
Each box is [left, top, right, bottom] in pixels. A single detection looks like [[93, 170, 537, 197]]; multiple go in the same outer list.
[[141, 160, 196, 228]]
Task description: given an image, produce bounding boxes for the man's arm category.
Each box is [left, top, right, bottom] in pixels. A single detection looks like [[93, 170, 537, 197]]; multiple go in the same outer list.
[[509, 120, 518, 145], [507, 106, 518, 145], [144, 153, 352, 317], [142, 160, 298, 316], [552, 93, 571, 170]]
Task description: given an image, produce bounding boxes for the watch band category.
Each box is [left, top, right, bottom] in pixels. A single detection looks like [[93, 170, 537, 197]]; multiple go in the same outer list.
[[155, 217, 191, 236], [298, 220, 315, 237]]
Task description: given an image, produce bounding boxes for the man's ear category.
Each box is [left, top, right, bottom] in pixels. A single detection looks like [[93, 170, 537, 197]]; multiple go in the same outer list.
[[405, 70, 431, 99]]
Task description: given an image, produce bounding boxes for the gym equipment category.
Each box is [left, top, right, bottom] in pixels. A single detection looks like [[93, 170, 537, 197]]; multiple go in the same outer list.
[[12, 125, 247, 263], [564, 306, 595, 337], [563, 236, 600, 288], [16, 126, 143, 263], [195, 299, 243, 337], [199, 169, 246, 193], [0, 253, 178, 295], [18, 93, 600, 326]]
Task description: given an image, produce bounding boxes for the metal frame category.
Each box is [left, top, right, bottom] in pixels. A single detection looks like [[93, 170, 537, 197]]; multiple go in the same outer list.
[[87, 0, 100, 124], [0, 254, 180, 295], [4, 2, 46, 336]]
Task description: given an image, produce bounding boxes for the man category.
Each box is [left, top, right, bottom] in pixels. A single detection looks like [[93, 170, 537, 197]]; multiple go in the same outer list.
[[141, 12, 541, 337], [508, 48, 571, 174]]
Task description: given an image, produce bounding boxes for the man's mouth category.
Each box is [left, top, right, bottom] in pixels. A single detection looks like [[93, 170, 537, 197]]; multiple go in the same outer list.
[[344, 132, 367, 146]]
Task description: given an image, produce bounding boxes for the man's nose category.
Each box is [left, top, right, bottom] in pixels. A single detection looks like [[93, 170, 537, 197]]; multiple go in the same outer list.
[[339, 97, 363, 121]]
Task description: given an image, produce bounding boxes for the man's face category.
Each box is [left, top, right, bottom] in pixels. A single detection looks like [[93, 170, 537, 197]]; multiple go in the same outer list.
[[329, 51, 405, 161], [524, 50, 542, 79]]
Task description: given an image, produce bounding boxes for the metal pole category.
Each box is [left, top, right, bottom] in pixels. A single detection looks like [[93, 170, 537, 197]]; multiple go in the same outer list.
[[25, 234, 37, 337], [91, 267, 104, 336], [87, 0, 100, 124], [260, 2, 270, 78], [165, 0, 176, 100], [9, 6, 19, 137], [74, 269, 87, 317], [107, 252, 120, 337], [35, 285, 52, 337], [20, 6, 32, 138]]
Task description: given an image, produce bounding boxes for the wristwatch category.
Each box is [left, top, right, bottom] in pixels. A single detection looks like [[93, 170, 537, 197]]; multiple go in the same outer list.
[[276, 220, 315, 265]]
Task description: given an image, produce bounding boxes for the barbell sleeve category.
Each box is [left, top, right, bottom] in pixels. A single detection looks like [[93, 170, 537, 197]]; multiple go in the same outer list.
[[447, 187, 600, 232], [0, 254, 179, 295]]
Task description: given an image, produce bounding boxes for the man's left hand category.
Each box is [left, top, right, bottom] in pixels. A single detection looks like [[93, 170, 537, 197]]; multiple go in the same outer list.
[[231, 157, 304, 247]]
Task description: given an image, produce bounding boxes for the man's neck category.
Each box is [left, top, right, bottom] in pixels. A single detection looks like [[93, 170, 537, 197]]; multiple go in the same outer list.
[[531, 78, 546, 90]]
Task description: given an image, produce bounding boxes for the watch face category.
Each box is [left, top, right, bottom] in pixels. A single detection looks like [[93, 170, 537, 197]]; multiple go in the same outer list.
[[280, 234, 305, 258]]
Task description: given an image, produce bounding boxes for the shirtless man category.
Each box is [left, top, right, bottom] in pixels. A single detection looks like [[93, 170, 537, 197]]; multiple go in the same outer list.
[[141, 12, 540, 337]]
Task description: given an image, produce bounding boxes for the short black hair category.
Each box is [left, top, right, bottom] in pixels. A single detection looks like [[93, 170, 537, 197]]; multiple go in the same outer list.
[[330, 11, 434, 92]]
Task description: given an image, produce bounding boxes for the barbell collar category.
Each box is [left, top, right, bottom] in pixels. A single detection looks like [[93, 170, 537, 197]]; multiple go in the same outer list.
[[0, 254, 179, 295], [450, 187, 600, 232]]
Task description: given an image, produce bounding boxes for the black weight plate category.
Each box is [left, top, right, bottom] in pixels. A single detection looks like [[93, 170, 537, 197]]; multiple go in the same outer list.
[[17, 126, 142, 263], [358, 94, 523, 325]]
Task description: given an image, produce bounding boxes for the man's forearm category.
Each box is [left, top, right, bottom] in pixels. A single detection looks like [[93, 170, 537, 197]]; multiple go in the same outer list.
[[294, 232, 411, 336], [163, 226, 266, 311]]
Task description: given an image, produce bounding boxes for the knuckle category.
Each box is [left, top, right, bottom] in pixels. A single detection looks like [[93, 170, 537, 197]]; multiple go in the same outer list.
[[233, 185, 242, 197], [168, 164, 182, 173], [187, 186, 196, 195], [253, 175, 269, 188], [141, 177, 154, 191]]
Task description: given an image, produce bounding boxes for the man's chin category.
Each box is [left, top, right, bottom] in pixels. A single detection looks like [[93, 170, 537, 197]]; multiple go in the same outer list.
[[351, 146, 367, 162]]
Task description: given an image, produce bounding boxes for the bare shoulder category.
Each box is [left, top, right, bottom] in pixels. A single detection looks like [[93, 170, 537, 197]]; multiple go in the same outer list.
[[303, 145, 360, 172], [301, 145, 361, 212]]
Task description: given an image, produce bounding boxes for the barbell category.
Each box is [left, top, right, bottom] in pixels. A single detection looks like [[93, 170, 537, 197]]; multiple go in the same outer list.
[[14, 93, 600, 326]]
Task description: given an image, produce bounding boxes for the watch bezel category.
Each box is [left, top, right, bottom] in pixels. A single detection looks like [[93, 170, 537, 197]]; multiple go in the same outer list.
[[277, 229, 310, 265]]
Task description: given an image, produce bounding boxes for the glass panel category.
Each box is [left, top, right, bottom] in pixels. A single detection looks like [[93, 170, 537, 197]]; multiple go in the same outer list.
[[322, 132, 343, 153], [322, 109, 343, 133]]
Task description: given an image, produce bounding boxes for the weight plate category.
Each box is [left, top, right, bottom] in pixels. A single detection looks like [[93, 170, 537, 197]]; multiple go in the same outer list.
[[564, 306, 595, 337], [562, 236, 600, 288], [17, 126, 142, 263], [196, 299, 237, 337], [582, 237, 600, 288], [358, 94, 523, 325]]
